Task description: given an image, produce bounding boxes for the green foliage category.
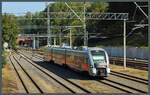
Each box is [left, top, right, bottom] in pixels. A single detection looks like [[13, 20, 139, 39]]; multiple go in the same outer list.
[[48, 2, 109, 46], [2, 55, 7, 68], [39, 46, 45, 50], [2, 13, 20, 50], [87, 2, 108, 12], [2, 51, 10, 68], [17, 2, 148, 47]]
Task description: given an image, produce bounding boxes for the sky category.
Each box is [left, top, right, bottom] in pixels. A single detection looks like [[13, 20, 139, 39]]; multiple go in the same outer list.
[[2, 2, 54, 16]]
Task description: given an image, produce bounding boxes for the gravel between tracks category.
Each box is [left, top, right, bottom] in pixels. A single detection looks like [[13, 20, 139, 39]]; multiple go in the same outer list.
[[17, 49, 148, 93]]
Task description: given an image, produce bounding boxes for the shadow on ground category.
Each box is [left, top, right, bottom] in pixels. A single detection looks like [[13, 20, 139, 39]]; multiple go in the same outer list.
[[33, 60, 105, 80]]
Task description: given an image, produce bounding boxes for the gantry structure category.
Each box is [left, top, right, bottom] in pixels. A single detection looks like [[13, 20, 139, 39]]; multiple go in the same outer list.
[[4, 2, 148, 69]]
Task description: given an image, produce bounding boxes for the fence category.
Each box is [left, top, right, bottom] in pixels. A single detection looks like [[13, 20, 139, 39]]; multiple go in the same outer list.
[[102, 47, 148, 60]]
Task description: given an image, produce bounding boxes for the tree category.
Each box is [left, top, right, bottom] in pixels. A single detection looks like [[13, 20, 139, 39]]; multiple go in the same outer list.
[[2, 13, 20, 49], [17, 2, 147, 47]]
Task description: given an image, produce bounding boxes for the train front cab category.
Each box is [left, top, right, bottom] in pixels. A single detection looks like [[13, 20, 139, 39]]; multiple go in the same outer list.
[[88, 49, 110, 77]]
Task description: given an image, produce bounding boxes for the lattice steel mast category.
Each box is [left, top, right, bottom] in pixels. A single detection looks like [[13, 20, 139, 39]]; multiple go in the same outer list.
[[46, 2, 51, 46], [83, 2, 87, 46]]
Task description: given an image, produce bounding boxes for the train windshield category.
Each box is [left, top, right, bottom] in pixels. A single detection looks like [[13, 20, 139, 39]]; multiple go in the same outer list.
[[91, 50, 106, 63]]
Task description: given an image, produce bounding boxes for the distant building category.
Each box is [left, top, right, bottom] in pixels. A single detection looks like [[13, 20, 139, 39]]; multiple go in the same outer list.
[[16, 37, 30, 47]]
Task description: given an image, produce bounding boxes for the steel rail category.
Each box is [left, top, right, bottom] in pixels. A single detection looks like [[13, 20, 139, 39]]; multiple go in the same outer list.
[[12, 55, 44, 93], [16, 51, 92, 93], [9, 55, 29, 93]]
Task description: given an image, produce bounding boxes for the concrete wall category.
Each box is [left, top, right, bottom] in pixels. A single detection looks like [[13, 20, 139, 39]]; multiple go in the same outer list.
[[101, 47, 148, 60]]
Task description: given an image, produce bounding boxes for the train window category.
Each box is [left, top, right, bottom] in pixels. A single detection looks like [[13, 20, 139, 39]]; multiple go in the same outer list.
[[74, 56, 78, 64], [91, 51, 106, 63], [85, 55, 89, 64], [85, 57, 88, 64]]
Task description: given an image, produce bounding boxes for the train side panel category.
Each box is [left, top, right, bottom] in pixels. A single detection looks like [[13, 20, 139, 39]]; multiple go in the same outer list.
[[43, 48, 52, 62], [81, 54, 90, 72], [66, 50, 74, 68], [52, 49, 65, 66], [73, 52, 89, 71], [66, 50, 89, 72]]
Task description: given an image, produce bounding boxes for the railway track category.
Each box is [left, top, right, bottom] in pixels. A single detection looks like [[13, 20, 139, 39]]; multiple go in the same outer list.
[[9, 55, 28, 93], [19, 48, 148, 71], [20, 49, 43, 60], [9, 53, 43, 93], [97, 76, 147, 93], [14, 51, 92, 93], [110, 71, 148, 85], [109, 57, 148, 71], [21, 49, 148, 82], [27, 56, 149, 85], [17, 50, 148, 93]]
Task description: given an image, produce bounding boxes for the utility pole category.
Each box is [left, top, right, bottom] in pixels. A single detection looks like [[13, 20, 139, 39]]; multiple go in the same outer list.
[[54, 37, 56, 46], [59, 26, 62, 47], [70, 29, 72, 48], [46, 2, 51, 46], [87, 30, 88, 46], [83, 2, 87, 46], [123, 19, 126, 69]]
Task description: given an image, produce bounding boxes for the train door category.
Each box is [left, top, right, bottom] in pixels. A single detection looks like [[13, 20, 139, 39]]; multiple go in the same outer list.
[[80, 53, 89, 71], [64, 49, 66, 65], [73, 54, 78, 70], [55, 49, 64, 65], [78, 52, 84, 71], [53, 49, 56, 62], [70, 51, 75, 69], [43, 48, 48, 61], [44, 48, 50, 62], [73, 52, 81, 70], [85, 53, 88, 70], [51, 48, 53, 61], [66, 50, 72, 67], [61, 50, 65, 65], [48, 49, 51, 61], [85, 54, 90, 71]]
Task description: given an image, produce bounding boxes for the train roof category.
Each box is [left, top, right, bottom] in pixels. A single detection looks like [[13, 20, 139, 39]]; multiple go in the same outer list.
[[88, 47, 106, 51], [44, 46, 106, 52]]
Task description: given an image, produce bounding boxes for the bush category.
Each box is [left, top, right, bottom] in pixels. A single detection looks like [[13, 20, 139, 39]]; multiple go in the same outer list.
[[2, 55, 7, 68], [2, 50, 10, 68]]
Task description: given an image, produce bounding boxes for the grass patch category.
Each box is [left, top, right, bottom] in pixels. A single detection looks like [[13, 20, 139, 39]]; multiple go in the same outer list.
[[2, 64, 19, 93], [2, 55, 7, 68], [2, 50, 10, 68], [110, 64, 148, 79], [38, 46, 46, 51]]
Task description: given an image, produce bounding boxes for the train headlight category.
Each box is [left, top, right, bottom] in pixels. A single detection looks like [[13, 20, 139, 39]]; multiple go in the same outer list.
[[107, 68, 110, 74], [90, 65, 93, 68], [92, 68, 96, 74]]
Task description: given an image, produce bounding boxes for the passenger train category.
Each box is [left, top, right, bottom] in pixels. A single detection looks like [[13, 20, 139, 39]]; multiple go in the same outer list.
[[43, 46, 110, 77]]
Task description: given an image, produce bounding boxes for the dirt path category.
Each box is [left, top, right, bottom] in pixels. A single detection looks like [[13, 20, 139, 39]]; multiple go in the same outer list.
[[2, 63, 19, 93], [110, 64, 148, 79]]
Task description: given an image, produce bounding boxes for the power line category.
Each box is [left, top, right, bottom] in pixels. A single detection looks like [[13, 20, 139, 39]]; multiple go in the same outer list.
[[4, 12, 128, 20]]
